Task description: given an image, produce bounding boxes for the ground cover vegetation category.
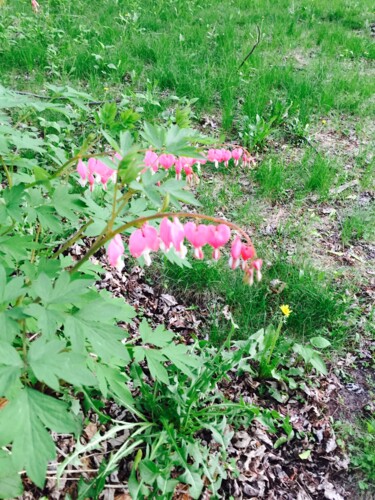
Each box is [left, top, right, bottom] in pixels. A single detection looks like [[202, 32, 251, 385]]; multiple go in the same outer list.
[[0, 0, 374, 498]]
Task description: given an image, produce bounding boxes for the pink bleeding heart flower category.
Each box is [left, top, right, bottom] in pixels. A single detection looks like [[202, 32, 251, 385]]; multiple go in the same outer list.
[[94, 159, 116, 189], [244, 267, 254, 286], [159, 218, 174, 251], [215, 149, 225, 163], [195, 157, 207, 166], [158, 154, 175, 170], [87, 157, 98, 191], [184, 222, 209, 259], [77, 159, 88, 187], [252, 258, 263, 282], [112, 152, 123, 167], [183, 157, 196, 166], [207, 149, 216, 162], [195, 157, 206, 173], [243, 258, 262, 286], [231, 148, 243, 166], [243, 154, 256, 168], [181, 158, 196, 182], [144, 151, 159, 172], [171, 217, 187, 257], [207, 224, 231, 260], [31, 0, 40, 12], [221, 149, 232, 167], [183, 164, 193, 183], [174, 158, 184, 180], [160, 217, 186, 258], [107, 234, 124, 271], [240, 244, 256, 269], [229, 236, 243, 269], [128, 223, 160, 266], [207, 149, 222, 168]]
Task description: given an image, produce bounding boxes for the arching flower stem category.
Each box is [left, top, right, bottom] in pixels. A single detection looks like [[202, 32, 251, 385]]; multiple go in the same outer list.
[[69, 211, 255, 273]]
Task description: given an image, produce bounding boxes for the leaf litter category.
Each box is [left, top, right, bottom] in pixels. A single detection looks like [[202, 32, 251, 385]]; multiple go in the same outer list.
[[16, 242, 374, 499]]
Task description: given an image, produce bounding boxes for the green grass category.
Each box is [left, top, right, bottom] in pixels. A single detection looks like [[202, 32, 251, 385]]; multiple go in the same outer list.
[[340, 419, 375, 492], [1, 0, 374, 128], [341, 207, 375, 246], [304, 154, 337, 196], [1, 0, 370, 345], [159, 255, 348, 345]]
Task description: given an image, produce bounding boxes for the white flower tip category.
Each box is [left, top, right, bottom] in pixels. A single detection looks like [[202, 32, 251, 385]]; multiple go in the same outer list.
[[116, 258, 124, 272], [143, 252, 152, 267]]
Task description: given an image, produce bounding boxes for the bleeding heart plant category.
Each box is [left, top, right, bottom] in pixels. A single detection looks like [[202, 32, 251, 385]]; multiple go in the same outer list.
[[0, 90, 267, 499]]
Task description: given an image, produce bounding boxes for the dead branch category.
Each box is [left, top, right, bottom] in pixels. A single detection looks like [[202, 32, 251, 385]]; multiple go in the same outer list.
[[238, 25, 261, 69]]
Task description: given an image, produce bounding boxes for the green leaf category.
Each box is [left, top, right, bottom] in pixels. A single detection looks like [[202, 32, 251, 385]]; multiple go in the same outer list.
[[140, 122, 165, 149], [0, 311, 20, 343], [168, 190, 201, 208], [0, 451, 23, 499], [25, 303, 64, 338], [164, 125, 204, 157], [0, 342, 23, 397], [145, 350, 169, 385], [119, 131, 134, 154], [31, 272, 91, 306], [33, 166, 50, 182], [144, 185, 162, 207], [0, 235, 36, 260], [0, 267, 24, 304], [310, 352, 328, 375], [158, 179, 201, 207], [0, 388, 79, 488], [99, 102, 117, 127], [0, 185, 25, 223], [293, 344, 313, 363], [139, 320, 174, 347], [310, 336, 331, 349], [36, 206, 62, 232], [52, 186, 84, 221], [48, 272, 90, 304], [64, 314, 129, 362], [101, 128, 120, 151], [162, 343, 200, 378], [139, 459, 160, 484], [10, 133, 46, 154], [78, 295, 135, 324], [293, 344, 327, 374], [274, 436, 288, 449], [95, 364, 136, 411], [28, 338, 96, 391], [299, 449, 311, 460], [163, 248, 192, 268], [179, 468, 204, 499], [31, 273, 53, 302]]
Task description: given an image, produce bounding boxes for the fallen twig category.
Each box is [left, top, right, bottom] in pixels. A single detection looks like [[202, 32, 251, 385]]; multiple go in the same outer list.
[[238, 25, 261, 69]]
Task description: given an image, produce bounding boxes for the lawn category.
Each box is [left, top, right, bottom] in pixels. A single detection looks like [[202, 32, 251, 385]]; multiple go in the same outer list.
[[0, 0, 374, 497]]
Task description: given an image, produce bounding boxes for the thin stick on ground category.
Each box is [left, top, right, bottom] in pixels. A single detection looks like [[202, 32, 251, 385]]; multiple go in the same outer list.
[[238, 25, 261, 69]]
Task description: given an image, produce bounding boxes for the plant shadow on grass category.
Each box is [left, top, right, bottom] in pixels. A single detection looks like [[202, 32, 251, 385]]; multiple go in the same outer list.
[[158, 254, 348, 346]]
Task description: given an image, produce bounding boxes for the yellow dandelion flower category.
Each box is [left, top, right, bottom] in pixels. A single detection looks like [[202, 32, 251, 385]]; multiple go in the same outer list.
[[280, 304, 292, 317], [322, 119, 327, 125]]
